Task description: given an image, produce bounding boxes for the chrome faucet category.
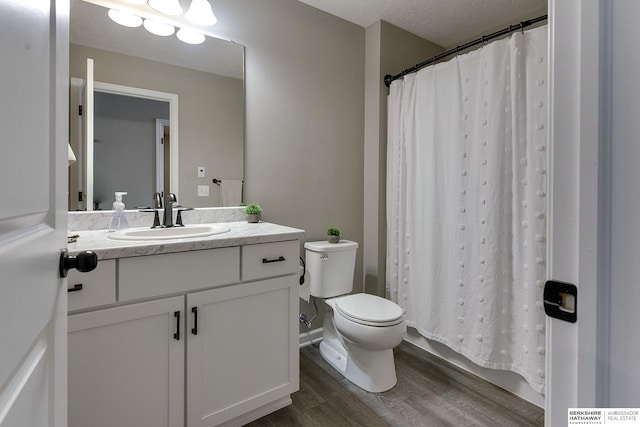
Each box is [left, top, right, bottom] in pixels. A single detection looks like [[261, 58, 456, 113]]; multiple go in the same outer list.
[[152, 192, 163, 209], [163, 193, 177, 227]]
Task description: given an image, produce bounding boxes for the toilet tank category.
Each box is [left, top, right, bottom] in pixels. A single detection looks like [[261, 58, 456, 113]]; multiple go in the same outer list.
[[304, 240, 358, 298]]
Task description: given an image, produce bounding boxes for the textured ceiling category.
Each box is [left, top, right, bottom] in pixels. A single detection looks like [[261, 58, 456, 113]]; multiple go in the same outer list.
[[298, 0, 547, 48]]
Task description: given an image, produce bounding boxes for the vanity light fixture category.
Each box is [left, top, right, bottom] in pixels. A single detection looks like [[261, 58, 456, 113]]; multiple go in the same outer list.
[[107, 9, 143, 27], [176, 27, 205, 44], [185, 0, 217, 26], [143, 18, 175, 36], [147, 0, 183, 16]]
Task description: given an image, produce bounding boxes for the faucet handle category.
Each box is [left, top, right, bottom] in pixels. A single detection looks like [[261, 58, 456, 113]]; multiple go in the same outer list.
[[175, 207, 194, 227], [152, 192, 163, 209], [139, 208, 162, 228]]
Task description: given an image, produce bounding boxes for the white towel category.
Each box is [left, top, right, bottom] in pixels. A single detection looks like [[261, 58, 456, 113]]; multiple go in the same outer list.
[[220, 179, 243, 207]]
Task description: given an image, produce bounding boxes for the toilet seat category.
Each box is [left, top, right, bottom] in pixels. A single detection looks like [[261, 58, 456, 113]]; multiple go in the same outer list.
[[334, 293, 404, 327]]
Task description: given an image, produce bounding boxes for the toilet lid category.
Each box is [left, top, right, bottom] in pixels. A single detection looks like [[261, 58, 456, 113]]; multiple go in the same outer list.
[[335, 293, 404, 325]]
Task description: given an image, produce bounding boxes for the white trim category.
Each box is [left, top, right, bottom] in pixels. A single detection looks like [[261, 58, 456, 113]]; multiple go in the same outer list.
[[85, 59, 94, 211], [155, 119, 170, 194], [546, 0, 608, 424], [299, 327, 324, 348], [216, 397, 292, 427], [404, 329, 544, 408], [86, 81, 179, 205]]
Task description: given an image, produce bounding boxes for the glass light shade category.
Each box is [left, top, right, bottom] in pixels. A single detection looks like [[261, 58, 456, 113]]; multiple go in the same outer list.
[[123, 0, 147, 4], [147, 0, 183, 16], [185, 0, 218, 26], [107, 9, 143, 27], [143, 19, 175, 36], [176, 28, 205, 44]]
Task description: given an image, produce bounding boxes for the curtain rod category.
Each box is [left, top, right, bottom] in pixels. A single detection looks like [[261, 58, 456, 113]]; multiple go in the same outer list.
[[383, 14, 548, 88]]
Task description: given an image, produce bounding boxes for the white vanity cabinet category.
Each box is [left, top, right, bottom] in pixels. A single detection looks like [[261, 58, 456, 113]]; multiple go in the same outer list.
[[67, 240, 300, 427], [68, 297, 184, 427], [187, 276, 298, 426]]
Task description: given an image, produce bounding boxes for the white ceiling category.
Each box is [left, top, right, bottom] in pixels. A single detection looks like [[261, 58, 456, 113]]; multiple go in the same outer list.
[[298, 0, 547, 48]]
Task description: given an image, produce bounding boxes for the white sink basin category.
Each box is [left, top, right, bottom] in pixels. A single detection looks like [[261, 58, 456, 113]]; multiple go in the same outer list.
[[107, 224, 230, 241]]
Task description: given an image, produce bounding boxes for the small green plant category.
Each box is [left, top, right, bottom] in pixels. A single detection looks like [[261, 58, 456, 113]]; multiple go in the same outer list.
[[244, 204, 262, 215], [326, 227, 341, 236]]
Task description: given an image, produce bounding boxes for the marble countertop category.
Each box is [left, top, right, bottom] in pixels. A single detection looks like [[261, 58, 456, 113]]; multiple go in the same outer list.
[[69, 221, 305, 260]]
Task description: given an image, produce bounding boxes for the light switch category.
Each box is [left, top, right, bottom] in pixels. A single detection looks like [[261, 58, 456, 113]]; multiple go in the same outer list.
[[197, 166, 206, 178], [197, 185, 209, 197]]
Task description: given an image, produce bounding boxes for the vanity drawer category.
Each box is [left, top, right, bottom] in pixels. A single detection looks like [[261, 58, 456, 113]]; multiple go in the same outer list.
[[119, 247, 240, 302], [242, 241, 299, 281], [68, 259, 116, 312]]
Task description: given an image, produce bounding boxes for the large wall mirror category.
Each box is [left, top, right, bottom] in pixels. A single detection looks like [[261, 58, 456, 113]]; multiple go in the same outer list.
[[69, 0, 244, 210]]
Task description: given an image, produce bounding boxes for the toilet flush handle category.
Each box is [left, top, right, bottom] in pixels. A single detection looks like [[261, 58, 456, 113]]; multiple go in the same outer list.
[[321, 254, 329, 261]]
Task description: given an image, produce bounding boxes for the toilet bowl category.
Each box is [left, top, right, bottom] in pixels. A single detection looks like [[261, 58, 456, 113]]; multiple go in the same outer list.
[[320, 294, 406, 393], [304, 240, 406, 392]]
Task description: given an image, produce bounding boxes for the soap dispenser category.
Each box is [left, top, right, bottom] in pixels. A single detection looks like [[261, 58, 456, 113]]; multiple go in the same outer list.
[[108, 192, 129, 232]]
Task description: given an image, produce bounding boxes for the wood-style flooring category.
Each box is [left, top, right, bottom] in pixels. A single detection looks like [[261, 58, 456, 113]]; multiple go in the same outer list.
[[247, 341, 544, 427]]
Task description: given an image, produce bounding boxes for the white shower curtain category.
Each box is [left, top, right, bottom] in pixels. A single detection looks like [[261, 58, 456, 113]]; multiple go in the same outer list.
[[387, 25, 548, 393]]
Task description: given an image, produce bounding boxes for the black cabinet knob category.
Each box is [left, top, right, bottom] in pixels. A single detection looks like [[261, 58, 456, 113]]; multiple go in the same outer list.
[[59, 249, 98, 278]]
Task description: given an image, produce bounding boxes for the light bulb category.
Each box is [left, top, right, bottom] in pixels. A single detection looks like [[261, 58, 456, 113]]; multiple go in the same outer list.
[[177, 28, 205, 44], [108, 9, 143, 28], [185, 0, 217, 26], [147, 0, 183, 16], [143, 19, 175, 36]]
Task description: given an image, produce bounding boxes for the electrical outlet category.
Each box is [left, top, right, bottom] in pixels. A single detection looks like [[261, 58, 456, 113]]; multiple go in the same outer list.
[[197, 185, 209, 197], [197, 166, 205, 178]]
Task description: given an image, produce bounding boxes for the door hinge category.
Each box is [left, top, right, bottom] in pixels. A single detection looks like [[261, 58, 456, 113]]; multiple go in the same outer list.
[[78, 105, 83, 116], [544, 280, 577, 323]]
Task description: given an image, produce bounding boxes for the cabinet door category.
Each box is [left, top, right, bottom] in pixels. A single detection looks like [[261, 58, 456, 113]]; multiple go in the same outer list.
[[186, 276, 299, 426], [68, 297, 185, 427]]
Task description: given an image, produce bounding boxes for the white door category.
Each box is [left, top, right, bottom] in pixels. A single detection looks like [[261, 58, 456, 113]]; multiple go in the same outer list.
[[546, 0, 640, 424], [0, 1, 69, 426]]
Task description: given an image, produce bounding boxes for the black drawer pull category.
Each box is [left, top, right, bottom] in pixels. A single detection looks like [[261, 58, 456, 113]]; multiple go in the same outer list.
[[174, 311, 181, 341], [191, 307, 198, 335], [67, 283, 83, 293], [262, 256, 286, 264]]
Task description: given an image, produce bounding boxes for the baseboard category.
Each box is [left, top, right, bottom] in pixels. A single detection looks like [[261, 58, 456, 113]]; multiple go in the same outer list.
[[218, 397, 292, 427], [404, 328, 545, 408], [299, 327, 323, 348]]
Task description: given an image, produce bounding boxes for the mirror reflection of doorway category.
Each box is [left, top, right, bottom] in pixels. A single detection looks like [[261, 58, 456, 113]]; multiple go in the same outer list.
[[155, 118, 171, 200], [93, 92, 169, 209]]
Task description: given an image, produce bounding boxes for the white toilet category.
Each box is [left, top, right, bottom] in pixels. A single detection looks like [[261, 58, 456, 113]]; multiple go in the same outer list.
[[305, 240, 406, 392]]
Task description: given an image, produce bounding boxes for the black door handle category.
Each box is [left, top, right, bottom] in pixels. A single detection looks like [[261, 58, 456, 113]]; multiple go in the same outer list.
[[191, 307, 198, 335], [174, 311, 181, 341], [59, 249, 98, 278], [262, 256, 285, 264], [67, 283, 84, 293]]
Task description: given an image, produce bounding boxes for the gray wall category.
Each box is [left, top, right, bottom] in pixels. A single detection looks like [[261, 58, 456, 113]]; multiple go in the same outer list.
[[211, 0, 365, 330], [70, 44, 244, 208], [93, 92, 169, 209], [363, 21, 444, 296]]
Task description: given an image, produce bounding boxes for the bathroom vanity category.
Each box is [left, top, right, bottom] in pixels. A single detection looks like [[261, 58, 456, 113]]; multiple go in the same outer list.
[[66, 210, 304, 427]]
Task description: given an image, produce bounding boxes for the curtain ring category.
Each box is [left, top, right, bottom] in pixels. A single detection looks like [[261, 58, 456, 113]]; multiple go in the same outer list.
[[520, 21, 525, 35]]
